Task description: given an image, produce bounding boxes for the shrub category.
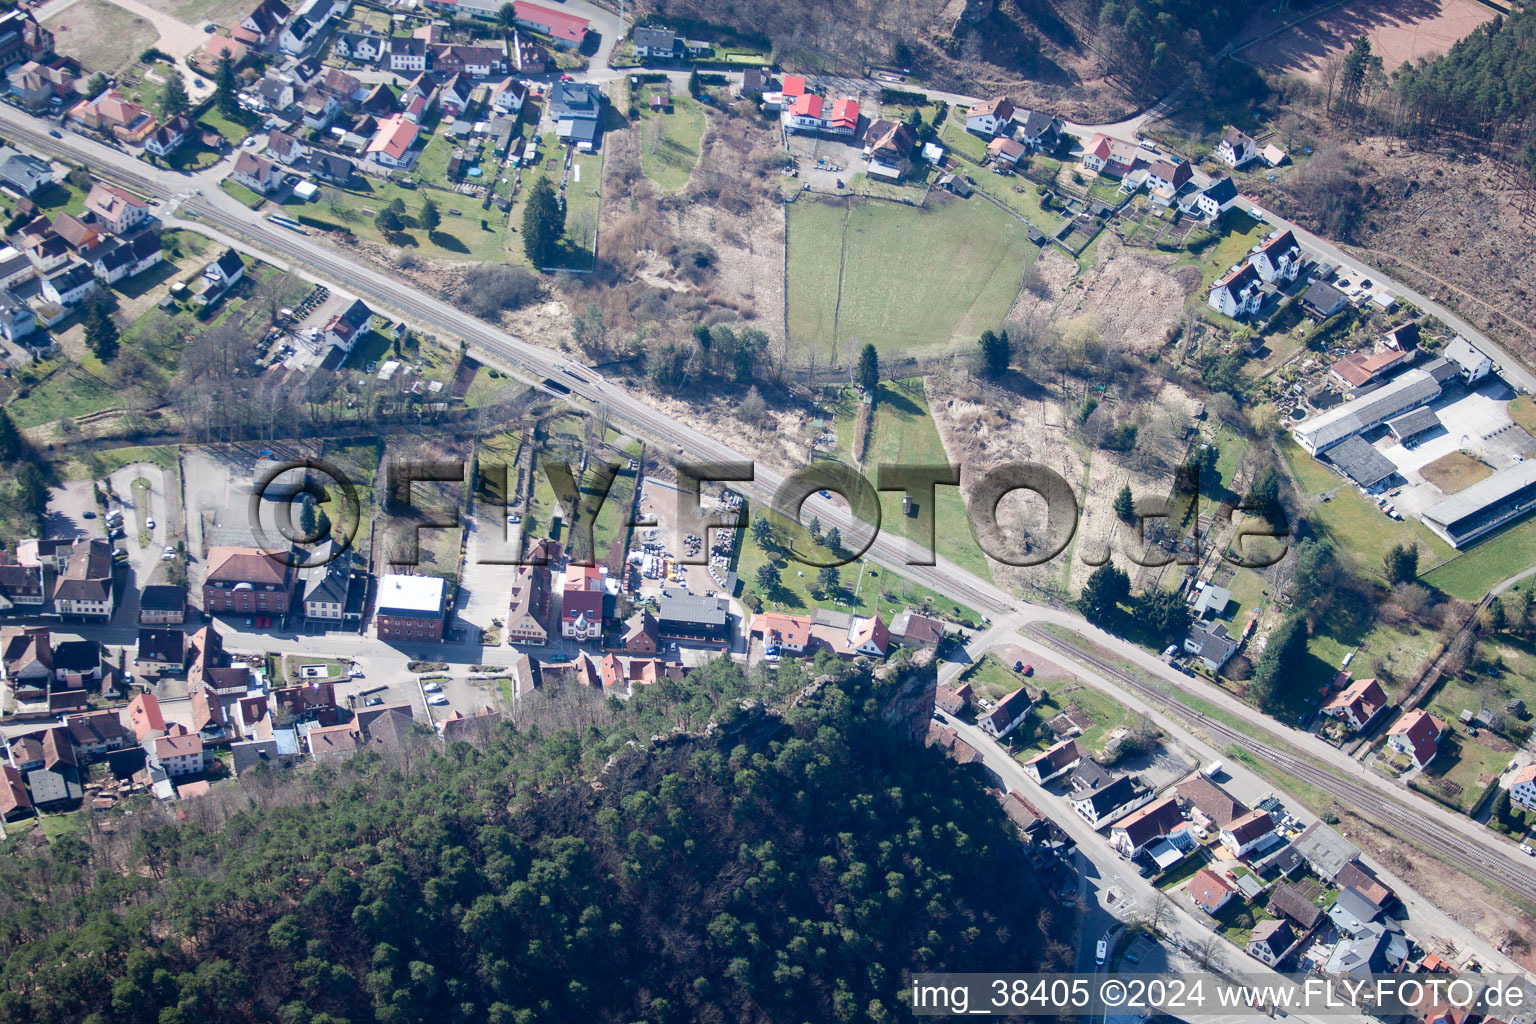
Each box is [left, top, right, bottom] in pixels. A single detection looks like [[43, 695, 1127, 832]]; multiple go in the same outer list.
[[453, 265, 540, 319]]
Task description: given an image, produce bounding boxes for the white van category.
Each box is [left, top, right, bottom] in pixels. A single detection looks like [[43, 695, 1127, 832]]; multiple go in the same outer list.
[[1202, 760, 1223, 779]]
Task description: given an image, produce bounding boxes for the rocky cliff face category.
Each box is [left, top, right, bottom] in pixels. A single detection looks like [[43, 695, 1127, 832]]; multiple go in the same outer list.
[[876, 648, 939, 745]]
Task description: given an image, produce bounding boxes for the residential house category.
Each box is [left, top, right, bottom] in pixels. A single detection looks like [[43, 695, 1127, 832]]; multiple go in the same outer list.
[[202, 545, 294, 616], [1510, 763, 1536, 810], [999, 789, 1047, 837], [1185, 176, 1238, 220], [272, 680, 338, 725], [27, 727, 80, 809], [139, 563, 186, 624], [0, 562, 44, 609], [300, 546, 366, 626], [374, 573, 448, 643], [1330, 348, 1407, 390], [127, 692, 167, 744], [8, 59, 76, 112], [889, 608, 943, 648], [69, 90, 156, 142], [196, 34, 250, 73], [399, 71, 438, 123], [1328, 886, 1383, 938], [561, 564, 604, 641], [1207, 262, 1264, 319], [1246, 918, 1296, 966], [506, 544, 553, 645], [510, 1, 590, 48], [306, 721, 362, 759], [145, 114, 194, 159], [1267, 881, 1324, 930], [366, 114, 421, 168], [846, 614, 889, 657], [1249, 228, 1304, 284], [1022, 738, 1082, 785], [190, 685, 233, 743], [266, 129, 307, 164], [1109, 795, 1185, 858], [1081, 133, 1139, 176], [135, 626, 185, 673], [751, 611, 811, 655], [1176, 775, 1249, 831], [1444, 336, 1493, 383], [253, 71, 297, 111], [1216, 127, 1259, 168], [548, 79, 602, 149], [0, 11, 54, 68], [233, 0, 292, 48], [438, 73, 473, 118], [633, 25, 678, 59], [92, 233, 163, 285], [489, 76, 527, 117], [83, 182, 151, 234], [787, 93, 823, 132], [0, 289, 36, 343], [613, 608, 659, 656], [508, 30, 550, 73], [53, 538, 113, 619], [825, 97, 858, 135], [147, 723, 204, 777], [979, 687, 1032, 739], [1221, 808, 1278, 858], [279, 0, 334, 55], [431, 43, 504, 77], [1335, 859, 1394, 911], [0, 764, 29, 821], [1010, 108, 1062, 150], [1301, 280, 1348, 318], [322, 297, 371, 351], [298, 86, 340, 129], [0, 245, 34, 288], [386, 36, 429, 73], [1386, 708, 1446, 769], [1188, 868, 1235, 914], [1072, 775, 1152, 828], [864, 119, 916, 181], [1184, 619, 1236, 672], [965, 95, 1015, 137], [988, 136, 1027, 166], [317, 67, 364, 103], [51, 212, 101, 253], [1382, 321, 1421, 352], [0, 145, 53, 196], [1292, 821, 1360, 880], [934, 681, 972, 716], [333, 30, 383, 64], [1321, 677, 1388, 732], [295, 150, 356, 185], [1145, 158, 1192, 192], [41, 261, 95, 306]]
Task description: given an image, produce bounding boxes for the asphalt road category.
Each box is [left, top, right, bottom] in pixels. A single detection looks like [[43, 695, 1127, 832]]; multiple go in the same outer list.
[[5, 97, 1536, 959]]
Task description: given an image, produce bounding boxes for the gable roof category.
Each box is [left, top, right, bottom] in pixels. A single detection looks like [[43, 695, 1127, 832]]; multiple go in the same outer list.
[[1188, 868, 1234, 909], [1224, 808, 1275, 845], [968, 95, 1014, 121], [366, 114, 420, 159], [1024, 737, 1082, 774], [1322, 676, 1388, 724], [983, 686, 1032, 731], [206, 546, 289, 586], [1387, 708, 1444, 764], [1112, 795, 1183, 849], [83, 182, 148, 222], [1176, 778, 1248, 828], [1335, 859, 1393, 909]]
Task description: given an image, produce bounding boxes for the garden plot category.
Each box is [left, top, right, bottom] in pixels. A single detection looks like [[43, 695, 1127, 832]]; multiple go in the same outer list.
[[1049, 243, 1203, 352]]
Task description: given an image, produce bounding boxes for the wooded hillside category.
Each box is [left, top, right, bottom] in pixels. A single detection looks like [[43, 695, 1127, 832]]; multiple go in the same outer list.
[[0, 657, 1068, 1023]]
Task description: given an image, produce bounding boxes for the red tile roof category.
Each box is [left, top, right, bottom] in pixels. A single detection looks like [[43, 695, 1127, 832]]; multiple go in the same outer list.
[[828, 97, 858, 132], [1188, 868, 1234, 912], [781, 74, 806, 98], [790, 93, 822, 119], [513, 1, 589, 45]]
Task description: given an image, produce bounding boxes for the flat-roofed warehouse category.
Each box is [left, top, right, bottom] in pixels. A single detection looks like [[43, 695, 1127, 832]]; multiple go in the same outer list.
[[1292, 370, 1442, 455], [1323, 435, 1398, 491], [1422, 460, 1536, 549], [656, 588, 731, 644]]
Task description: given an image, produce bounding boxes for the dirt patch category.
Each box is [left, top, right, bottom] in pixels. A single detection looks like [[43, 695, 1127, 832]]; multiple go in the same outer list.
[[1420, 450, 1494, 494], [1050, 239, 1195, 352], [1005, 246, 1077, 326], [925, 372, 1201, 600], [43, 0, 159, 75], [1244, 0, 1496, 84]]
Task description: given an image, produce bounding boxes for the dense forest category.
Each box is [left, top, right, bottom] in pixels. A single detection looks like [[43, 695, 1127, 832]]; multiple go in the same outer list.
[[1085, 0, 1264, 92], [1392, 7, 1536, 173], [0, 656, 1068, 1024]]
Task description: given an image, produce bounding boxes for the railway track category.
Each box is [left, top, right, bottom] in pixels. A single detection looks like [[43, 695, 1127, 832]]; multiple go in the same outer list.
[[1023, 623, 1536, 908]]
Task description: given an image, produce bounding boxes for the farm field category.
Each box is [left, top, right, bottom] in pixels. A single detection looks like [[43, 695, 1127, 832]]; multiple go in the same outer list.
[[786, 195, 1037, 365], [1245, 0, 1496, 85], [636, 92, 706, 191], [43, 0, 157, 76]]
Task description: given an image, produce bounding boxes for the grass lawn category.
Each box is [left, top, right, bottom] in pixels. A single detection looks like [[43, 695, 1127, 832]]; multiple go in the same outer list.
[[1412, 727, 1512, 814], [1279, 437, 1456, 579], [786, 194, 1037, 365], [961, 653, 1027, 701], [6, 361, 119, 428], [938, 117, 991, 164], [583, 439, 641, 565], [964, 162, 1061, 234], [1007, 679, 1137, 759], [736, 503, 980, 625], [35, 179, 89, 218], [1423, 518, 1536, 601], [1509, 395, 1536, 433], [60, 444, 178, 481], [850, 380, 992, 582], [636, 92, 706, 191], [1421, 450, 1493, 494], [1189, 209, 1270, 293], [220, 178, 266, 209], [42, 0, 156, 76], [197, 105, 257, 147]]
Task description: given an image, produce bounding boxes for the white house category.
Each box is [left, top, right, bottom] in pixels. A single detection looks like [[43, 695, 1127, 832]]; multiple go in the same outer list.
[[1510, 764, 1536, 811], [979, 688, 1033, 739], [1387, 708, 1445, 769], [232, 150, 280, 194], [1248, 228, 1303, 284], [41, 261, 95, 305], [83, 182, 151, 234], [1216, 127, 1259, 168], [965, 95, 1015, 137], [279, 0, 335, 55], [1208, 262, 1264, 319], [148, 726, 205, 777], [787, 93, 823, 132], [0, 289, 36, 343], [333, 31, 383, 64], [1444, 336, 1493, 384], [323, 297, 372, 351], [490, 77, 527, 117], [387, 36, 428, 73], [1184, 176, 1238, 220], [92, 233, 164, 285], [1220, 808, 1277, 858]]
